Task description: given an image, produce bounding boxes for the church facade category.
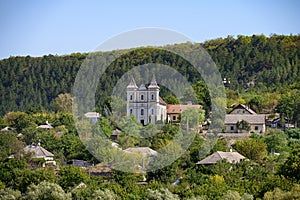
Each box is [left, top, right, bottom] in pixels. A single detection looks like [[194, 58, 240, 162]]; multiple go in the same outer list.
[[126, 77, 167, 125]]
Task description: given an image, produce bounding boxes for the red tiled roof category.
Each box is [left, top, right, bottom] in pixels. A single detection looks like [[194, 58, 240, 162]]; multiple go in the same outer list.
[[167, 104, 202, 114]]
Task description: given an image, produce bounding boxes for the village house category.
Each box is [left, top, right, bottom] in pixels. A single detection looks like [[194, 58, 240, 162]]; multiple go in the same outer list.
[[37, 120, 53, 129], [124, 147, 158, 158], [167, 102, 202, 123], [224, 114, 266, 133], [9, 144, 56, 167], [124, 147, 158, 176], [84, 112, 101, 122], [224, 104, 266, 133], [196, 150, 246, 165], [66, 159, 91, 167], [24, 144, 56, 167]]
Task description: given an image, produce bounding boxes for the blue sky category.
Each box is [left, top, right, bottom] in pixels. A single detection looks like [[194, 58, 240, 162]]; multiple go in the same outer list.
[[0, 0, 299, 59]]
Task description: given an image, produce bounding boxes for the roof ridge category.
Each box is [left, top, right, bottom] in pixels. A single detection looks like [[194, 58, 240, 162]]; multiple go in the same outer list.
[[38, 145, 54, 157], [148, 75, 159, 88], [216, 151, 225, 159]]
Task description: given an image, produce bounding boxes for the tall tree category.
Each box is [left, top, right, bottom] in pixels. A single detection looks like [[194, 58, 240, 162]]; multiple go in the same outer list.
[[278, 147, 300, 181], [58, 165, 89, 191], [0, 133, 24, 161], [24, 181, 71, 200], [233, 138, 267, 162], [52, 93, 73, 113]]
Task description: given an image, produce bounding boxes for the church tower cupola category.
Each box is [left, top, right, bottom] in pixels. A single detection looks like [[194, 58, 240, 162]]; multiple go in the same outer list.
[[127, 77, 138, 89], [148, 76, 159, 103], [148, 76, 159, 89]]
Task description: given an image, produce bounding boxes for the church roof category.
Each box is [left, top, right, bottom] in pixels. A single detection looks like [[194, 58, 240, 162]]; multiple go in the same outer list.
[[127, 77, 138, 89], [139, 84, 147, 90], [159, 97, 167, 105]]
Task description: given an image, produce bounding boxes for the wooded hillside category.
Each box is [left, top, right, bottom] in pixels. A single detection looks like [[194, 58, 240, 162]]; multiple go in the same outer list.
[[0, 34, 299, 116]]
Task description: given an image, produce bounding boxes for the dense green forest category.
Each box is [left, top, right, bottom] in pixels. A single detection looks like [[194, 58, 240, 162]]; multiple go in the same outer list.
[[1, 34, 300, 117]]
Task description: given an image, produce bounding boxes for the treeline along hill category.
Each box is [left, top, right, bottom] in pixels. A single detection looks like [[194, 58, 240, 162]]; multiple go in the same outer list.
[[0, 34, 300, 116]]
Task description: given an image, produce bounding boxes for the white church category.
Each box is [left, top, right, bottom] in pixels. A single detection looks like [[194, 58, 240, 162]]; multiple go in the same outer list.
[[126, 77, 167, 125]]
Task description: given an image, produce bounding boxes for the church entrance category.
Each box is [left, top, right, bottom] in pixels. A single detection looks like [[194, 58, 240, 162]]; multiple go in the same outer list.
[[140, 120, 145, 125]]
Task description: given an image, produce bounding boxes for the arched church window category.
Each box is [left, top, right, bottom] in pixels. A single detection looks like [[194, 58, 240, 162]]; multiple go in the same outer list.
[[151, 94, 154, 100], [141, 109, 144, 116], [130, 94, 133, 100], [141, 94, 144, 100]]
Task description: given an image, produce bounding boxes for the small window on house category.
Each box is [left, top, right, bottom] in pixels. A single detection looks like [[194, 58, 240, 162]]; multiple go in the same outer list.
[[255, 126, 259, 130], [141, 109, 144, 116], [230, 126, 234, 130], [242, 110, 245, 114], [141, 95, 144, 100], [173, 116, 176, 121], [151, 94, 154, 100], [130, 95, 133, 100]]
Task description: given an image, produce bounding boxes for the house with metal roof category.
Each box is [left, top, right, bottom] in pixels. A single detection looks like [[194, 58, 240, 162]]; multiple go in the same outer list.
[[9, 144, 56, 167], [224, 114, 266, 133], [123, 147, 158, 157], [229, 104, 257, 115], [123, 147, 158, 173], [196, 151, 246, 165], [84, 112, 101, 122], [24, 144, 56, 166], [37, 120, 53, 129]]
